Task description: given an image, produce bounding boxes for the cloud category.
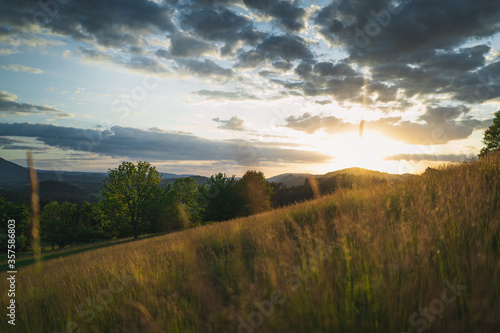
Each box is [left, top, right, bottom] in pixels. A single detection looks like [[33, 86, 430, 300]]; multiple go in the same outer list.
[[237, 34, 314, 67], [168, 33, 215, 58], [180, 6, 265, 55], [0, 49, 19, 55], [283, 108, 492, 144], [194, 89, 258, 100], [0, 91, 73, 118], [314, 0, 500, 63], [1, 64, 43, 74], [242, 0, 307, 31], [1, 0, 175, 48], [418, 105, 470, 125], [78, 48, 170, 75], [1, 0, 500, 123], [182, 59, 233, 78], [213, 115, 245, 131], [0, 136, 23, 146], [384, 153, 473, 162], [0, 123, 331, 164], [283, 113, 349, 134]]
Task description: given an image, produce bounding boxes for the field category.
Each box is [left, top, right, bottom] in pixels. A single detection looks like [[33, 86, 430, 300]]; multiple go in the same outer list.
[[1, 154, 499, 332]]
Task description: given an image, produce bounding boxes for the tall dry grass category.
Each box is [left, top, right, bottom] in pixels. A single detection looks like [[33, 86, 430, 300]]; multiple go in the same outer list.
[[1, 154, 499, 332]]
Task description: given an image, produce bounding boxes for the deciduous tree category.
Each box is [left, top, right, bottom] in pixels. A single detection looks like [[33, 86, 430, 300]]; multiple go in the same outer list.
[[101, 161, 162, 239], [480, 110, 500, 156]]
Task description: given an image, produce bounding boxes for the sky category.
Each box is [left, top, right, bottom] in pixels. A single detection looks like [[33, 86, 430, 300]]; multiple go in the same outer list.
[[0, 0, 499, 178]]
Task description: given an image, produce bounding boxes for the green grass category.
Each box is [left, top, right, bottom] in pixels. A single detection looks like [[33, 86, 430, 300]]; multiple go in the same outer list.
[[1, 154, 500, 332], [0, 233, 172, 271]]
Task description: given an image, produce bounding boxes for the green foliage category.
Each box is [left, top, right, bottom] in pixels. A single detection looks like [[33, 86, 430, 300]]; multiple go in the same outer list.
[[237, 170, 273, 215], [480, 110, 500, 156], [0, 197, 31, 252], [199, 173, 242, 222], [41, 201, 79, 249], [101, 161, 162, 239]]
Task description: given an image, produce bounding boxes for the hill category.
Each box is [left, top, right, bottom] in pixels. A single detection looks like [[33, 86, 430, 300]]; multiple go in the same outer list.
[[0, 156, 30, 188], [1, 154, 499, 332], [269, 167, 413, 187], [0, 157, 209, 202], [268, 172, 314, 187]]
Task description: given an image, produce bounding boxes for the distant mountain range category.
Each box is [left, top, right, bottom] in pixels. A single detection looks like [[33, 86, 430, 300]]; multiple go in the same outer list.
[[0, 157, 209, 189], [268, 167, 413, 187], [0, 157, 209, 203], [0, 157, 413, 203]]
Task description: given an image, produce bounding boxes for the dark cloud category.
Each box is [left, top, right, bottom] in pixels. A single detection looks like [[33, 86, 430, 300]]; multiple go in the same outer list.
[[272, 61, 293, 71], [1, 0, 175, 48], [213, 115, 245, 131], [242, 0, 306, 31], [0, 90, 72, 118], [1, 0, 499, 126], [180, 6, 265, 55], [420, 45, 491, 72], [419, 105, 470, 125], [182, 59, 233, 78], [314, 0, 500, 63], [237, 34, 313, 67], [283, 113, 348, 134], [273, 61, 364, 101], [313, 62, 356, 77], [365, 82, 398, 103], [444, 60, 500, 103], [0, 136, 23, 146], [0, 123, 331, 164], [169, 33, 214, 58]]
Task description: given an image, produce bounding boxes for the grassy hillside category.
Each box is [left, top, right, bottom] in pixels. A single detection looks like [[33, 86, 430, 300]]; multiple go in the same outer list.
[[2, 154, 500, 332]]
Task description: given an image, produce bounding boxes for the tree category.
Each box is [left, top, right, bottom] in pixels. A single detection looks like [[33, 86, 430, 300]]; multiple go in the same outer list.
[[74, 202, 102, 243], [0, 198, 30, 252], [237, 170, 273, 216], [199, 173, 243, 222], [41, 201, 78, 249], [101, 161, 162, 239], [480, 110, 500, 156], [164, 177, 202, 229]]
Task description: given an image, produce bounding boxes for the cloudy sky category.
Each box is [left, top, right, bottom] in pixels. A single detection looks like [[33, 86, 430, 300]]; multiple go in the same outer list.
[[0, 0, 499, 177]]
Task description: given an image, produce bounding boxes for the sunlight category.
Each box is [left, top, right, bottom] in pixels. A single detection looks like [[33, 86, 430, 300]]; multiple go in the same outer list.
[[321, 130, 403, 170]]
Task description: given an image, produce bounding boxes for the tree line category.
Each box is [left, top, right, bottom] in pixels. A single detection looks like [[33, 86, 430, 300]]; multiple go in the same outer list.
[[0, 162, 390, 252], [1, 163, 275, 251]]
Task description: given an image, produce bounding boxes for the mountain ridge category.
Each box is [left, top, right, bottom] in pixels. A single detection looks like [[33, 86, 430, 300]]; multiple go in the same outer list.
[[268, 167, 413, 187]]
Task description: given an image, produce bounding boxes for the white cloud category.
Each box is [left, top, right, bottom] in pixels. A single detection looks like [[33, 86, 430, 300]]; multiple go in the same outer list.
[[1, 64, 43, 74]]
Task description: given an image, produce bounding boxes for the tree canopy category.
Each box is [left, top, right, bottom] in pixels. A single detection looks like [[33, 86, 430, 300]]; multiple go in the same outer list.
[[101, 161, 162, 239], [481, 110, 500, 156], [237, 170, 273, 215]]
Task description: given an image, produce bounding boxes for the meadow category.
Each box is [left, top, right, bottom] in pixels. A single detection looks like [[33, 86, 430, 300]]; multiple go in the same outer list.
[[1, 153, 499, 332]]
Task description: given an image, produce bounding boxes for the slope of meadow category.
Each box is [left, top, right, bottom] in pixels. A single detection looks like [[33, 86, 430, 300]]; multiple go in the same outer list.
[[2, 154, 500, 332]]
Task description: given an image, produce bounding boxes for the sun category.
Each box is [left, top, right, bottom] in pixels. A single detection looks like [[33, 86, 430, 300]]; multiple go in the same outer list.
[[320, 130, 402, 170]]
